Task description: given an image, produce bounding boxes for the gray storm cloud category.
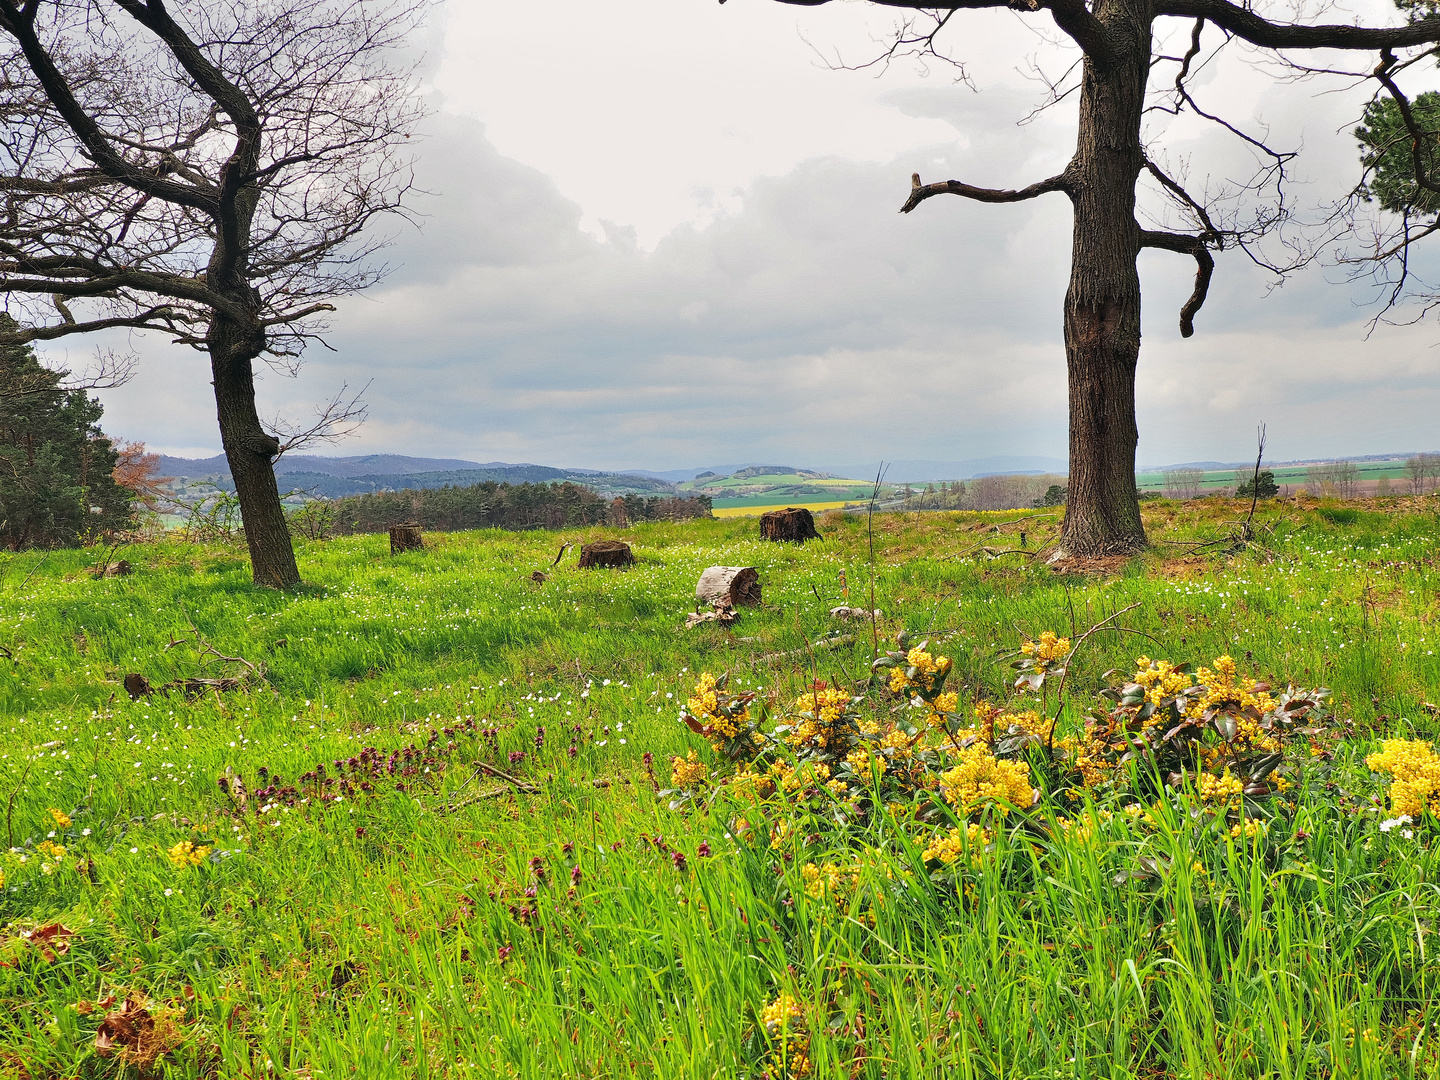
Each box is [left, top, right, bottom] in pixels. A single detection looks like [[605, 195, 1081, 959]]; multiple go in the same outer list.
[[82, 22, 1440, 470]]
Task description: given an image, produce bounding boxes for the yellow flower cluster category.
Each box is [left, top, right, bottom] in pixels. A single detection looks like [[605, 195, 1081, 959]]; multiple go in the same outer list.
[[788, 685, 851, 749], [1021, 631, 1071, 668], [1233, 715, 1280, 753], [925, 690, 961, 728], [48, 808, 71, 829], [938, 744, 1036, 815], [800, 861, 859, 904], [1131, 657, 1194, 705], [888, 648, 951, 694], [670, 750, 709, 789], [760, 994, 812, 1078], [1057, 730, 1114, 788], [1230, 819, 1267, 841], [687, 673, 749, 740], [1367, 739, 1440, 817], [1187, 656, 1276, 720], [729, 767, 773, 801], [36, 839, 66, 861], [921, 823, 989, 866], [167, 840, 208, 868], [993, 709, 1054, 742], [1197, 771, 1244, 803], [879, 729, 916, 756], [845, 748, 877, 774], [1053, 816, 1097, 845]]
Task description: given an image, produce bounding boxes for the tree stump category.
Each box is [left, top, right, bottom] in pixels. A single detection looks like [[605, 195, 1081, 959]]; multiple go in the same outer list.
[[389, 523, 423, 554], [577, 540, 635, 568], [100, 560, 131, 578], [696, 566, 762, 607], [759, 507, 820, 543]]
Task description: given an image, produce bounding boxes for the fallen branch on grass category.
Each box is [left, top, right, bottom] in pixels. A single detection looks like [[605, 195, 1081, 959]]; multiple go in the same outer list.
[[758, 634, 855, 664]]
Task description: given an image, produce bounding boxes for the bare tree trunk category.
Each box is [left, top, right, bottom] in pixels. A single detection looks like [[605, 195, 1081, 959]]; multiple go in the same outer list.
[[1059, 0, 1150, 557], [210, 316, 299, 588]]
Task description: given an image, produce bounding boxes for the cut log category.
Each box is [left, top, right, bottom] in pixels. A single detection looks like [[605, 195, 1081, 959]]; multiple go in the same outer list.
[[577, 540, 635, 569], [696, 566, 762, 607], [100, 560, 131, 578], [389, 523, 424, 554], [759, 507, 820, 543]]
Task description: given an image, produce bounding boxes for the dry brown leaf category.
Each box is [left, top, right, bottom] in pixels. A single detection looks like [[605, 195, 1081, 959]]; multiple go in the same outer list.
[[21, 922, 75, 962]]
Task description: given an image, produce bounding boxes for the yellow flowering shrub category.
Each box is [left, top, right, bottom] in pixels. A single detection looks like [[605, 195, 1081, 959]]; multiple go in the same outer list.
[[921, 823, 989, 867], [938, 744, 1036, 816], [800, 861, 859, 904], [681, 672, 761, 758], [1367, 739, 1440, 817], [1021, 630, 1071, 667], [1197, 771, 1244, 803], [760, 993, 812, 1078], [167, 840, 209, 868], [670, 750, 709, 790], [1187, 655, 1278, 721]]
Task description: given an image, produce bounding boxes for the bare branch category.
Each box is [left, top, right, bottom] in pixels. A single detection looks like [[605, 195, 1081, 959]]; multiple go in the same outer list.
[[1157, 0, 1440, 51], [900, 170, 1071, 213], [267, 380, 371, 456], [1139, 230, 1215, 337], [1372, 49, 1440, 203]]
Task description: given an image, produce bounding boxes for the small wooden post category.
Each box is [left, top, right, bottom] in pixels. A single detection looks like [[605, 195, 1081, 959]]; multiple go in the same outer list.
[[389, 523, 424, 554]]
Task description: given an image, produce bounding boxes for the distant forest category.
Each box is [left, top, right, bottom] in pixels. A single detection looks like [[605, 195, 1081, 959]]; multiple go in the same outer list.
[[329, 481, 712, 533]]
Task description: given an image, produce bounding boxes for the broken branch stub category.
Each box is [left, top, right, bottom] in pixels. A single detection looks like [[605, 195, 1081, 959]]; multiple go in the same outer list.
[[696, 566, 761, 607], [577, 540, 635, 569], [759, 507, 820, 543]]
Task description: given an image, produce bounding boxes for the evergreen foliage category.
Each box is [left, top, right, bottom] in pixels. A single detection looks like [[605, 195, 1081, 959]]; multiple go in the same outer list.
[[1236, 470, 1280, 499], [0, 319, 131, 549], [329, 481, 711, 534], [1356, 92, 1440, 215]]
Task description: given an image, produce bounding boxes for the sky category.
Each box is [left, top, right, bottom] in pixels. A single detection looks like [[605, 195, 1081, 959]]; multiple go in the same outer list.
[[63, 0, 1440, 473]]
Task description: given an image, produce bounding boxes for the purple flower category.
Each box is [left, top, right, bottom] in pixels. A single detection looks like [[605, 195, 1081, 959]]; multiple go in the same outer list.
[[697, 842, 712, 858], [672, 851, 688, 872]]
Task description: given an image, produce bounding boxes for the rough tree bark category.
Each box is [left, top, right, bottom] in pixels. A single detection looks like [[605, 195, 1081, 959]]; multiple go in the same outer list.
[[765, 0, 1440, 556], [1061, 0, 1149, 554]]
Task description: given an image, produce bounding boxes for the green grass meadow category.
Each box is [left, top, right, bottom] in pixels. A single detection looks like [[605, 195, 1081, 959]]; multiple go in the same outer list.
[[4, 499, 1440, 1078]]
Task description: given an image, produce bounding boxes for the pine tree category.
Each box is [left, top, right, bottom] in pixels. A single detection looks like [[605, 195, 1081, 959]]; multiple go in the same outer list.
[[0, 318, 131, 549]]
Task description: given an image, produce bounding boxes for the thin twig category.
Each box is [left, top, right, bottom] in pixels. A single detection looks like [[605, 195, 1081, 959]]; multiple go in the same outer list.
[[5, 758, 34, 850], [1045, 602, 1144, 752], [867, 463, 888, 663]]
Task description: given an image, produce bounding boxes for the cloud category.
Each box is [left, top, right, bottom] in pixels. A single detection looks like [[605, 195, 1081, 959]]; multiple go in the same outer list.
[[79, 8, 1440, 471]]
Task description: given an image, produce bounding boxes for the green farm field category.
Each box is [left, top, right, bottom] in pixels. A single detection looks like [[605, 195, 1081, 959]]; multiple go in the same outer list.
[[1136, 459, 1417, 494], [4, 499, 1440, 1078]]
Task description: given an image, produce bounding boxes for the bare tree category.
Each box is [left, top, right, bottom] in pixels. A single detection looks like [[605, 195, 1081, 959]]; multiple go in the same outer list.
[[1163, 467, 1203, 500], [1404, 452, 1438, 495], [1334, 460, 1360, 499], [753, 0, 1440, 555], [0, 0, 425, 586]]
